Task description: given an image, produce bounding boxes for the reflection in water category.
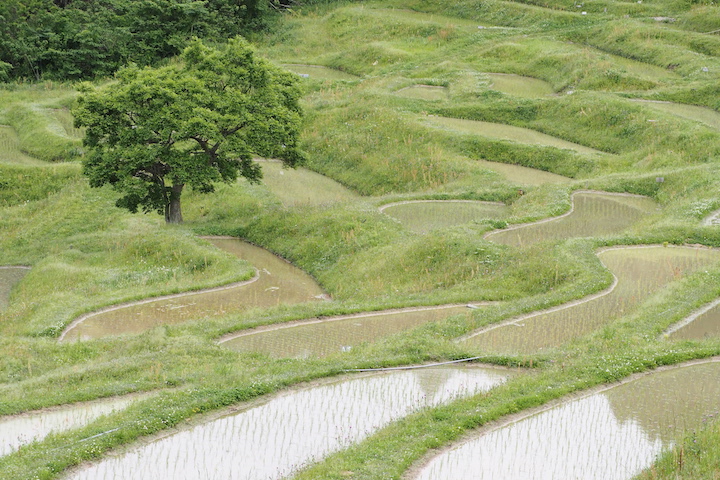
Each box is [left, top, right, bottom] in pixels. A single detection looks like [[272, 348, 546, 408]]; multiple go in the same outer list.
[[0, 266, 29, 310], [414, 360, 720, 480], [464, 246, 720, 354], [475, 159, 571, 185], [487, 73, 554, 98], [256, 160, 357, 206], [425, 116, 604, 154], [380, 200, 509, 233], [0, 395, 140, 457], [486, 192, 658, 247], [221, 305, 475, 358], [667, 298, 720, 340], [67, 366, 512, 480], [59, 238, 326, 341]]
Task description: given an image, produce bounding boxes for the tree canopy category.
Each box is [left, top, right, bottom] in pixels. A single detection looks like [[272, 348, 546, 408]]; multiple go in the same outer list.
[[0, 0, 274, 80], [73, 36, 304, 223]]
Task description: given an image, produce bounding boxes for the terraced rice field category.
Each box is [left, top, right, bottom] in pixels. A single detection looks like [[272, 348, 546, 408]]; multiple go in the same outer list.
[[4, 0, 720, 478], [410, 359, 720, 480], [424, 116, 605, 155], [380, 200, 509, 233], [59, 238, 327, 342], [65, 366, 513, 480]]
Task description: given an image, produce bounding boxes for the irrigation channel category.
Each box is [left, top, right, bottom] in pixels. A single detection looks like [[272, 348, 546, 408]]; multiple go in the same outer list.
[[409, 358, 720, 480], [63, 365, 514, 480]]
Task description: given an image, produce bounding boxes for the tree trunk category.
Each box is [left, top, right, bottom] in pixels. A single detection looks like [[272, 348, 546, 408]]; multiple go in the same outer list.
[[165, 183, 184, 224]]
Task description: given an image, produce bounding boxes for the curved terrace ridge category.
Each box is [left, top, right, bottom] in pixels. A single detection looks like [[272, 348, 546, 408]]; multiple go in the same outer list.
[[460, 244, 720, 354], [59, 237, 328, 342]]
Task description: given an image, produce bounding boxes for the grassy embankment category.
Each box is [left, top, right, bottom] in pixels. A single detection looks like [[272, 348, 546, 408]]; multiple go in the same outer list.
[[2, 0, 720, 478]]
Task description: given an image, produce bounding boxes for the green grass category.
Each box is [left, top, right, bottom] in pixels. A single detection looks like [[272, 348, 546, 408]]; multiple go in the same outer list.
[[3, 0, 720, 478]]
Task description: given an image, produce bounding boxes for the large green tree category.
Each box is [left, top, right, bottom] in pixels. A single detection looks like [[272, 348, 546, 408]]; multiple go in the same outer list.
[[73, 37, 304, 223]]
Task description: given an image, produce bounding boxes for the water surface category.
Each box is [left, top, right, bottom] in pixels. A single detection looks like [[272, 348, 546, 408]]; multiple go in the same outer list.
[[60, 238, 326, 341], [380, 200, 509, 233], [221, 305, 478, 358], [66, 366, 513, 480], [425, 116, 604, 155], [0, 395, 140, 457], [412, 360, 720, 480], [666, 298, 720, 340], [634, 100, 720, 130], [463, 246, 720, 354], [485, 192, 658, 247]]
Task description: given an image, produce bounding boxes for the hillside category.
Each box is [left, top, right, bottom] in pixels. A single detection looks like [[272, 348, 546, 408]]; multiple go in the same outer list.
[[1, 0, 720, 478]]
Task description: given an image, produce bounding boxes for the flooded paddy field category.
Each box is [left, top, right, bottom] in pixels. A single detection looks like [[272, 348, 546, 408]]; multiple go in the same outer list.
[[282, 64, 359, 81], [256, 159, 358, 206], [485, 192, 658, 247], [410, 359, 720, 480], [220, 304, 483, 358], [424, 116, 604, 155], [486, 73, 554, 98], [64, 366, 514, 480], [666, 297, 720, 340], [463, 246, 720, 354], [634, 100, 720, 130], [0, 266, 29, 310], [0, 394, 143, 457], [59, 238, 326, 342], [379, 200, 509, 233]]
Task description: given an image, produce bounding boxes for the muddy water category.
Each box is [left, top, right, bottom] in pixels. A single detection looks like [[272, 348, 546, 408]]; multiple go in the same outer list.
[[0, 395, 140, 457], [412, 360, 720, 480], [282, 64, 359, 81], [0, 267, 29, 310], [425, 116, 604, 155], [634, 100, 720, 130], [65, 366, 513, 480], [380, 200, 509, 233], [475, 159, 571, 185], [257, 160, 357, 206], [221, 305, 477, 358], [485, 192, 658, 247], [59, 238, 326, 342], [667, 299, 720, 340], [487, 73, 554, 98], [395, 85, 447, 101], [463, 246, 720, 354]]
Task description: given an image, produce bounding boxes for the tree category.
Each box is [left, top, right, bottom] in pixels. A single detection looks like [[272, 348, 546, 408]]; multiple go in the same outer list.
[[73, 36, 304, 223]]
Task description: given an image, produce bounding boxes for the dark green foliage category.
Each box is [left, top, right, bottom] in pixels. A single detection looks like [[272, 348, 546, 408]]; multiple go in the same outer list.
[[0, 0, 275, 81], [73, 37, 304, 223]]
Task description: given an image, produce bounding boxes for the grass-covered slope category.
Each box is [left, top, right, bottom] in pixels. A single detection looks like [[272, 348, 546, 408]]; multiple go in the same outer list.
[[2, 0, 720, 478]]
